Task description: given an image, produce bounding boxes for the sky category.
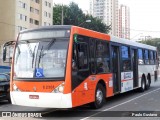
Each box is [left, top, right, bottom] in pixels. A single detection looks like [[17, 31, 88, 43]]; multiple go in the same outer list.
[[53, 0, 160, 40]]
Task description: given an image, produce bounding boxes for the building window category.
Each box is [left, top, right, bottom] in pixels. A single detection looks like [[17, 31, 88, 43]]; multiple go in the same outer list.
[[45, 1, 47, 6], [23, 3, 27, 9], [48, 3, 51, 7], [30, 18, 33, 24], [17, 13, 21, 20], [44, 11, 47, 17], [35, 0, 39, 4], [35, 9, 39, 14], [35, 20, 39, 25], [18, 1, 27, 9], [18, 26, 23, 32], [18, 14, 27, 21], [23, 16, 27, 21], [48, 13, 50, 18], [30, 7, 34, 13]]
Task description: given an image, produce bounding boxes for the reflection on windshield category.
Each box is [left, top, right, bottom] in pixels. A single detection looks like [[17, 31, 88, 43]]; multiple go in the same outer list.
[[14, 39, 68, 79]]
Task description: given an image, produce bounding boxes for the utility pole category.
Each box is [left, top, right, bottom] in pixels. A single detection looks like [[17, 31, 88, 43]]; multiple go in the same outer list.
[[61, 4, 64, 25]]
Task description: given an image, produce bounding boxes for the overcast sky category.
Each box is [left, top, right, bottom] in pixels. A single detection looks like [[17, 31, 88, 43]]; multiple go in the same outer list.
[[53, 0, 160, 40]]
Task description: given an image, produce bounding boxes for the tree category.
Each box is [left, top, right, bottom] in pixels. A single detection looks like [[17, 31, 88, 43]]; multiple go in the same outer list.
[[53, 2, 111, 33]]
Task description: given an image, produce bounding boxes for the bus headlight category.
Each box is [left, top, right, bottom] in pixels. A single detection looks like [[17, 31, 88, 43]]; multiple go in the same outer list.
[[53, 82, 64, 93], [13, 84, 20, 91]]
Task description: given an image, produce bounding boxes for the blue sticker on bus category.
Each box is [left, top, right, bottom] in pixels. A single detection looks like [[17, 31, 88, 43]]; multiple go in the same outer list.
[[35, 68, 44, 78]]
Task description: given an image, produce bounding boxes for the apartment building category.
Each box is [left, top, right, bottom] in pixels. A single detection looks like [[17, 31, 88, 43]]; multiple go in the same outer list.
[[119, 4, 130, 39], [0, 0, 53, 46], [90, 0, 119, 36]]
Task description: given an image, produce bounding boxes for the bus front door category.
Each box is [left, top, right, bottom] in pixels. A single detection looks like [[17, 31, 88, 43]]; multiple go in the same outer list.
[[111, 45, 121, 94]]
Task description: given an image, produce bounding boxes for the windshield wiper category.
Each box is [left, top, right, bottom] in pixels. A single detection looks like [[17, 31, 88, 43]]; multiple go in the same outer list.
[[24, 41, 34, 57], [23, 40, 36, 68], [47, 38, 56, 50], [32, 45, 36, 68], [37, 39, 56, 68], [37, 46, 44, 68]]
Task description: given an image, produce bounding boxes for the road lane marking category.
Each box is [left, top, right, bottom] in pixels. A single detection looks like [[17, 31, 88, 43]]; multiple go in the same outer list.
[[81, 87, 160, 120]]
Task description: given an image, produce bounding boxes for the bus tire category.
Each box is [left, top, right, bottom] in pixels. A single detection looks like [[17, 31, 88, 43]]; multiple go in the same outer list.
[[145, 75, 151, 90], [91, 83, 105, 109], [139, 77, 146, 92]]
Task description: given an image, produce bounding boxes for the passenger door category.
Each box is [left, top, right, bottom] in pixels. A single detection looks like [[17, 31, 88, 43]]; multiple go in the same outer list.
[[72, 35, 90, 91], [111, 45, 121, 94], [131, 48, 138, 88]]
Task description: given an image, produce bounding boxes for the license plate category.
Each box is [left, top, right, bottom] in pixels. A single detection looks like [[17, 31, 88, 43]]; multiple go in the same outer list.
[[29, 95, 39, 99]]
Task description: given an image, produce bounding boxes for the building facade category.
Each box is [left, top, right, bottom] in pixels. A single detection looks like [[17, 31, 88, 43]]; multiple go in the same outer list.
[[90, 0, 119, 37], [119, 4, 130, 39], [0, 0, 53, 46]]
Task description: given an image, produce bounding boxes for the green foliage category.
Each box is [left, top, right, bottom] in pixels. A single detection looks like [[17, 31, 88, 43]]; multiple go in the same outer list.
[[53, 2, 111, 33]]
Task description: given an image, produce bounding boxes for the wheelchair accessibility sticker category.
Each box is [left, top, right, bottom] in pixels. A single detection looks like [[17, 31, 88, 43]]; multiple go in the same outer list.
[[35, 68, 44, 78]]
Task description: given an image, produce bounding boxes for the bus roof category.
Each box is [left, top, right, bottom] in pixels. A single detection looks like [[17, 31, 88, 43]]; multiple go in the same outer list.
[[20, 25, 72, 34], [19, 25, 157, 51], [111, 36, 157, 51]]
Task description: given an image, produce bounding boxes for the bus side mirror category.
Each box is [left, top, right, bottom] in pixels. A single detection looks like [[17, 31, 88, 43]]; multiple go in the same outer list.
[[2, 41, 15, 63]]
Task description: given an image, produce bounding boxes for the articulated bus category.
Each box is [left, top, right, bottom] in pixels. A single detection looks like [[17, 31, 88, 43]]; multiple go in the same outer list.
[[3, 25, 158, 109]]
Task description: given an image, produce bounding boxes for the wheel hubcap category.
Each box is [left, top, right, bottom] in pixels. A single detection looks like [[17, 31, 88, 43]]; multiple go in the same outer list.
[[96, 89, 103, 104]]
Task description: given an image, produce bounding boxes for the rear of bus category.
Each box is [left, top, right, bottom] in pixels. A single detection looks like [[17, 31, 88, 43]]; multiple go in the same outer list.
[[10, 26, 73, 108]]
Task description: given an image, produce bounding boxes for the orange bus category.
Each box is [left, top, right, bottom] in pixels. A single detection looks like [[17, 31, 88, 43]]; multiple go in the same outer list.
[[3, 25, 158, 109]]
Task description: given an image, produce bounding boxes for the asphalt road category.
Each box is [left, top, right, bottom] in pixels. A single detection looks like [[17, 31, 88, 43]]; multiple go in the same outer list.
[[1, 79, 160, 120]]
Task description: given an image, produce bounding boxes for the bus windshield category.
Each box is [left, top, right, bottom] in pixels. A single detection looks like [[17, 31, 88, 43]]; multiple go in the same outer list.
[[14, 37, 69, 79]]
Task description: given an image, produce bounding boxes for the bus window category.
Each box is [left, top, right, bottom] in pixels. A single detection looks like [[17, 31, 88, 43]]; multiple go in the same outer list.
[[149, 51, 154, 64], [89, 38, 96, 74], [138, 49, 144, 64], [144, 50, 149, 64], [153, 51, 157, 64], [96, 41, 110, 73], [121, 46, 131, 71], [72, 44, 78, 71], [77, 43, 88, 70]]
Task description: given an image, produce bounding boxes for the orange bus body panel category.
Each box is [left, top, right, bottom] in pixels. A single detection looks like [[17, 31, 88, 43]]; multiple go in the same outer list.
[[68, 26, 113, 107], [72, 26, 110, 41], [63, 27, 74, 94], [72, 74, 113, 107]]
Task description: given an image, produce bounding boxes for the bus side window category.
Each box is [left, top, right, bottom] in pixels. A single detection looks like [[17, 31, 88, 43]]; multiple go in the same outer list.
[[77, 43, 89, 70], [121, 46, 131, 71], [138, 49, 144, 64], [89, 38, 96, 74], [96, 40, 110, 73], [72, 44, 78, 71], [150, 51, 154, 64], [144, 50, 149, 64], [154, 51, 157, 65]]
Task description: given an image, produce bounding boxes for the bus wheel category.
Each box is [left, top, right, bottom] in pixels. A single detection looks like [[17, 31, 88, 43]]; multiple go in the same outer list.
[[140, 77, 146, 92], [91, 84, 105, 109], [145, 75, 151, 90]]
